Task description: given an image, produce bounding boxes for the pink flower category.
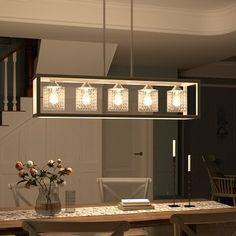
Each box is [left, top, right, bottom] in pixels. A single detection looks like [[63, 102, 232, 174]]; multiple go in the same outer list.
[[15, 159, 72, 189], [15, 161, 23, 170], [18, 170, 27, 178], [66, 167, 72, 175]]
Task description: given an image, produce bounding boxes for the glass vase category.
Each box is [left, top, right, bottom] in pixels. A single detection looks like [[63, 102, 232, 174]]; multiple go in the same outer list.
[[35, 184, 61, 216]]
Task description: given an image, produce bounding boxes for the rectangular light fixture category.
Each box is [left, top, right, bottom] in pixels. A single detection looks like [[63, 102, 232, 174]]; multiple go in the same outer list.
[[33, 74, 200, 120]]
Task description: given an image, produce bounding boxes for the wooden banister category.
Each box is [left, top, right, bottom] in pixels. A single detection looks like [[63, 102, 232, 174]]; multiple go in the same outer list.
[[25, 39, 35, 97], [0, 39, 38, 102], [1, 41, 28, 111]]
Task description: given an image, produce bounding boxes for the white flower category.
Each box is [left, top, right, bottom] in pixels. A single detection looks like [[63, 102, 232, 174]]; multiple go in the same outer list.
[[16, 158, 72, 190], [30, 168, 38, 176], [47, 160, 55, 167], [26, 160, 34, 168], [59, 180, 66, 186], [57, 163, 62, 168]]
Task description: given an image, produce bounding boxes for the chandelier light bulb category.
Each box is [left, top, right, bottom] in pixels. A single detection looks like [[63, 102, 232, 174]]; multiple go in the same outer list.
[[43, 83, 65, 111], [114, 92, 123, 106], [76, 82, 97, 111], [167, 85, 187, 113], [143, 93, 153, 106], [49, 89, 59, 105], [82, 90, 92, 105], [138, 85, 158, 112], [172, 93, 181, 107], [108, 84, 129, 112]]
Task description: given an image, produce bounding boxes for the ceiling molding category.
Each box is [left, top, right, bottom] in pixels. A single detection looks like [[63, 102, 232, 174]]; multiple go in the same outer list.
[[0, 0, 236, 37], [52, 0, 236, 14]]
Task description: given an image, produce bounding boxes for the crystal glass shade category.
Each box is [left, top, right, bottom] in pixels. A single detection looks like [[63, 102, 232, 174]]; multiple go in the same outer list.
[[138, 85, 158, 112], [167, 86, 187, 113], [108, 84, 129, 112], [76, 83, 97, 111], [43, 85, 65, 111]]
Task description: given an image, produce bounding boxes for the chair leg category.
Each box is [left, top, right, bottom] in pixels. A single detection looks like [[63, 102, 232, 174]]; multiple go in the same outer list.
[[217, 197, 221, 202], [173, 224, 181, 236], [211, 195, 217, 201], [233, 198, 236, 206]]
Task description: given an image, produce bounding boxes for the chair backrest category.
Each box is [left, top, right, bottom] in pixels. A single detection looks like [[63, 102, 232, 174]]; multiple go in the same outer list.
[[212, 177, 236, 196], [8, 183, 33, 207], [202, 155, 224, 178], [22, 220, 130, 236], [202, 155, 226, 197], [97, 177, 152, 202], [170, 211, 236, 236]]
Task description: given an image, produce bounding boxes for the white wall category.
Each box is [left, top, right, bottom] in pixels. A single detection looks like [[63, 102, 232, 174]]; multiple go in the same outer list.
[[0, 118, 102, 207], [0, 36, 117, 208]]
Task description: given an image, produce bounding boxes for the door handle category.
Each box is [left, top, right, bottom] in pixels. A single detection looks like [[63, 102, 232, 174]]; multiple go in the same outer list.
[[133, 152, 143, 156]]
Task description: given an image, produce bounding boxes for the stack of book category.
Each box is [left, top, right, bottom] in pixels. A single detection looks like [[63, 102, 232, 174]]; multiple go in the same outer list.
[[118, 199, 154, 211]]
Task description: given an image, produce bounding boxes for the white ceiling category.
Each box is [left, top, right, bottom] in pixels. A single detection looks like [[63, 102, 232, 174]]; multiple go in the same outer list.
[[111, 30, 236, 69], [0, 0, 236, 72]]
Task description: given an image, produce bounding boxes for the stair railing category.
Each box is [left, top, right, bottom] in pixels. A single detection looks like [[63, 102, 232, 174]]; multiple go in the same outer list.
[[3, 57, 8, 111], [1, 42, 26, 111], [12, 52, 17, 111]]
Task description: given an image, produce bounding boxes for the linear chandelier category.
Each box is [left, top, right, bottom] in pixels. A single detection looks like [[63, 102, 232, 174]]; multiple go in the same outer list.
[[33, 0, 200, 120], [33, 75, 199, 119]]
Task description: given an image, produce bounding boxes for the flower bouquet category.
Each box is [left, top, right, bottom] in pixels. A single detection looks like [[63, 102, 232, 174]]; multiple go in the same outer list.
[[15, 159, 72, 215]]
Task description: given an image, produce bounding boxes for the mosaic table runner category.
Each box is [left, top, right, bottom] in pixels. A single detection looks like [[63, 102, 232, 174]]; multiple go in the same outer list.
[[0, 201, 232, 221]]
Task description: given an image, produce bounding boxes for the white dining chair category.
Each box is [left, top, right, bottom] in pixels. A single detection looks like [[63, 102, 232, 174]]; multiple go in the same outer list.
[[96, 177, 152, 236], [202, 155, 236, 206], [22, 220, 130, 236], [170, 211, 236, 236], [8, 183, 33, 207], [97, 177, 152, 202]]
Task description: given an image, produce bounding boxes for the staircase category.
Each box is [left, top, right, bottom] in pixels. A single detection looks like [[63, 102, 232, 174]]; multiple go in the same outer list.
[[0, 40, 33, 141], [0, 97, 33, 140]]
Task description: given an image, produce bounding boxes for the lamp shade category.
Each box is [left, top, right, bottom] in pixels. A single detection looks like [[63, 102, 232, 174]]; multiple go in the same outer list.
[[108, 84, 129, 112], [76, 82, 97, 111], [167, 85, 187, 113], [138, 85, 158, 112], [42, 84, 65, 111]]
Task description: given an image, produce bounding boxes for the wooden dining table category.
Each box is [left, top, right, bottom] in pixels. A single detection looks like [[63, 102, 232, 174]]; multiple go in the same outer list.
[[0, 199, 235, 236]]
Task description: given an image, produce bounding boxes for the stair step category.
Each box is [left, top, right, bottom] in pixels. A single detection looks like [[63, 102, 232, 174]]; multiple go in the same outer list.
[[0, 97, 33, 140], [20, 97, 32, 111], [2, 111, 31, 126]]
